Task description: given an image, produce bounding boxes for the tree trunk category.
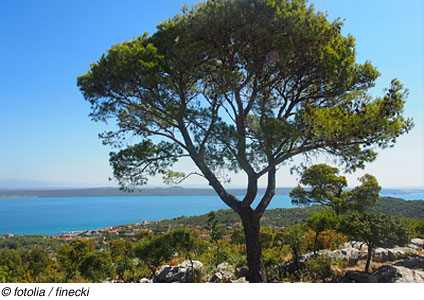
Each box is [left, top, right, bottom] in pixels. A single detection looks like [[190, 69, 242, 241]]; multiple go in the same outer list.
[[240, 210, 267, 283], [313, 231, 319, 257], [365, 244, 373, 273]]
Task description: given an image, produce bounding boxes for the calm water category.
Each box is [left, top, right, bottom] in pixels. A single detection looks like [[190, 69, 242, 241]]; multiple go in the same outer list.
[[0, 193, 422, 235]]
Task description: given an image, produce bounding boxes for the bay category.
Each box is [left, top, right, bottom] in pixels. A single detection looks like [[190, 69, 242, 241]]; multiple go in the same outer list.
[[0, 192, 422, 235]]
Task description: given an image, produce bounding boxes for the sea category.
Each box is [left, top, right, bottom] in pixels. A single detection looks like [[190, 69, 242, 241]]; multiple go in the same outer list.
[[0, 192, 423, 235]]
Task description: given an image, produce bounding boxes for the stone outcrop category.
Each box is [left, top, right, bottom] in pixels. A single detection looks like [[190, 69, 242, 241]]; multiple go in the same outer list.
[[340, 258, 424, 283], [279, 238, 423, 283], [409, 238, 424, 249], [209, 271, 234, 283], [149, 238, 424, 283], [371, 265, 424, 283], [317, 241, 420, 264], [154, 260, 203, 283], [209, 263, 235, 283]]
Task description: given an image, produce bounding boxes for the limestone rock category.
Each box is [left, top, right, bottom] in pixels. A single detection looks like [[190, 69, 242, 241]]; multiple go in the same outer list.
[[154, 260, 203, 283], [342, 271, 372, 283], [318, 248, 367, 263], [371, 265, 424, 283], [394, 255, 424, 269], [209, 271, 234, 283], [217, 263, 234, 273], [338, 256, 424, 283], [410, 238, 424, 248]]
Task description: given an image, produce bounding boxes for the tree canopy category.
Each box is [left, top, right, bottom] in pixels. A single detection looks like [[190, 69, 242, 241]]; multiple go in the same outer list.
[[290, 164, 381, 214], [306, 209, 340, 256], [77, 0, 412, 282], [339, 212, 413, 273]]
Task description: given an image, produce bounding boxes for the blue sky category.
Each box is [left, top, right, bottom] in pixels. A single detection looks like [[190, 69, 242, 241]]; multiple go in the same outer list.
[[0, 0, 422, 188]]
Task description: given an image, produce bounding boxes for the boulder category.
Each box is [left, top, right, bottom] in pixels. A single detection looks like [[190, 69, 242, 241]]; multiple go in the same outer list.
[[209, 271, 234, 283], [371, 265, 424, 283], [318, 248, 367, 264], [373, 248, 391, 262], [139, 278, 152, 283], [410, 238, 424, 249], [387, 247, 418, 261], [342, 271, 372, 283], [217, 263, 235, 273], [154, 260, 203, 283], [394, 255, 424, 269], [337, 256, 424, 283]]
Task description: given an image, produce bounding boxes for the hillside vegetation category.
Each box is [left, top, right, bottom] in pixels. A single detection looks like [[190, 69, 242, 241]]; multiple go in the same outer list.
[[145, 197, 423, 233]]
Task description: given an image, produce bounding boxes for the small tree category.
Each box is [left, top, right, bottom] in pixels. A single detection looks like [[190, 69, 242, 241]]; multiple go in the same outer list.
[[134, 234, 174, 280], [170, 228, 197, 269], [339, 212, 413, 273], [346, 174, 382, 212], [21, 247, 53, 282], [56, 240, 94, 281], [79, 251, 113, 282], [281, 224, 306, 264], [290, 164, 381, 214], [109, 239, 134, 279], [306, 210, 340, 257], [205, 211, 225, 267], [415, 219, 424, 238]]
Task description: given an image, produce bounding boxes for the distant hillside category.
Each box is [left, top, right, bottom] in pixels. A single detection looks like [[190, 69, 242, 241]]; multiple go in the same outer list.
[[0, 186, 293, 198], [369, 197, 424, 219], [0, 186, 422, 198], [144, 197, 424, 232]]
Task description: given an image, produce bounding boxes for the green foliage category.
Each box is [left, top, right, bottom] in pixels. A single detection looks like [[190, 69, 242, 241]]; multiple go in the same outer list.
[[301, 256, 336, 283], [205, 211, 228, 267], [339, 212, 413, 249], [279, 224, 307, 262], [290, 164, 381, 214], [134, 234, 174, 279], [77, 0, 412, 213], [205, 211, 225, 243], [307, 210, 340, 234], [369, 197, 424, 220], [56, 240, 94, 281], [303, 229, 347, 253], [78, 0, 412, 282], [260, 227, 275, 249], [0, 247, 57, 283], [415, 219, 424, 237], [0, 235, 65, 251], [306, 210, 340, 255], [346, 174, 381, 212], [170, 228, 205, 267], [24, 247, 54, 281], [79, 251, 113, 282], [143, 197, 423, 233], [0, 248, 27, 282], [339, 212, 414, 272], [230, 228, 245, 245]]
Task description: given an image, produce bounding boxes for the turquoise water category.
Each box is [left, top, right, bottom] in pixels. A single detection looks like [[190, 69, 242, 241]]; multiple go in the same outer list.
[[0, 193, 422, 235]]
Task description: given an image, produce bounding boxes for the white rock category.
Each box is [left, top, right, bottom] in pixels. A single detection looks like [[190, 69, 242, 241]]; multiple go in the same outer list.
[[371, 265, 424, 283], [410, 238, 424, 248]]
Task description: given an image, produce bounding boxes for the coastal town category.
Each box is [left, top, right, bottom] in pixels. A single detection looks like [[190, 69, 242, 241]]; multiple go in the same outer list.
[[0, 217, 242, 242]]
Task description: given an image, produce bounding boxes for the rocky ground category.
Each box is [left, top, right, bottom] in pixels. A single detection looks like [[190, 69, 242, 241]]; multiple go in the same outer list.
[[110, 238, 424, 283]]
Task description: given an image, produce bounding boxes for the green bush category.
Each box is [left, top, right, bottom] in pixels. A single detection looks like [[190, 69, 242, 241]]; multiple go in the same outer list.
[[301, 256, 334, 282]]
